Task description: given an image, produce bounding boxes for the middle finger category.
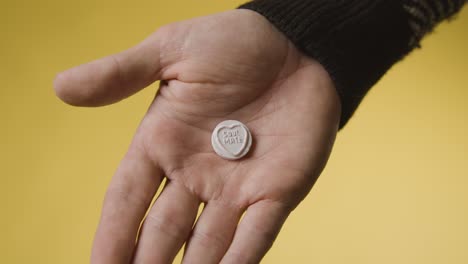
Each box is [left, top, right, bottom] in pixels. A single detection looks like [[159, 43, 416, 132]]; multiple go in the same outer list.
[[182, 200, 244, 264], [132, 180, 200, 263]]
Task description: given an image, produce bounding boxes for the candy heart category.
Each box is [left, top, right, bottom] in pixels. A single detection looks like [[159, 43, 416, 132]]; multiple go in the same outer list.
[[211, 120, 252, 160]]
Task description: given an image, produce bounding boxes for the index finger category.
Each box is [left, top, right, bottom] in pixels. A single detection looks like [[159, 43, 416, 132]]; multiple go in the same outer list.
[[91, 138, 163, 264]]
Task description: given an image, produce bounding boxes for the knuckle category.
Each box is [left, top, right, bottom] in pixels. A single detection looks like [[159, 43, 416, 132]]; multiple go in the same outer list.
[[191, 228, 230, 250], [105, 184, 148, 210], [222, 251, 255, 264], [144, 212, 190, 239]]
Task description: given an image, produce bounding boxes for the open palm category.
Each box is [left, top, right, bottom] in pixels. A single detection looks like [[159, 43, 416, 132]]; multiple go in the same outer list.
[[55, 10, 341, 264]]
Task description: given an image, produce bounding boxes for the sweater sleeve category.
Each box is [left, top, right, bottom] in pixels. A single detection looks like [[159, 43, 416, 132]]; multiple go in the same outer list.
[[238, 0, 466, 128]]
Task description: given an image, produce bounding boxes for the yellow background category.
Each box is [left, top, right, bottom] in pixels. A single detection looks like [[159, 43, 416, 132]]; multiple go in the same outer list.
[[1, 0, 467, 263]]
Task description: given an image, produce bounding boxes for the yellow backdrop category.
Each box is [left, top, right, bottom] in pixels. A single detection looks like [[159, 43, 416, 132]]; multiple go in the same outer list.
[[1, 1, 467, 263]]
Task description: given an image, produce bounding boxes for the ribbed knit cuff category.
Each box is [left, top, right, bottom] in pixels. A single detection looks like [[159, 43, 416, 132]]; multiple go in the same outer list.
[[403, 0, 466, 47], [239, 0, 414, 128]]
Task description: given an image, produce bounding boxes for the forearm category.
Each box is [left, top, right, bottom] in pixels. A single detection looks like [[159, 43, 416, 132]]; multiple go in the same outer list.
[[239, 0, 466, 128]]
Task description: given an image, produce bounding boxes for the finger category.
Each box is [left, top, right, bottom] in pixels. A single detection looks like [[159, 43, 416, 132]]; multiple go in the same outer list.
[[54, 32, 165, 107], [220, 201, 291, 264], [132, 181, 200, 264], [91, 140, 163, 264], [182, 201, 244, 264]]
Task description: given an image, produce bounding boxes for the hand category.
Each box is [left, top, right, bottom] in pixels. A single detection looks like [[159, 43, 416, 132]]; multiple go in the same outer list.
[[54, 9, 341, 264]]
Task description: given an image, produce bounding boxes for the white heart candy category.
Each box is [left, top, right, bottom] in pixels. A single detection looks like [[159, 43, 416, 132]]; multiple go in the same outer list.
[[211, 120, 252, 160]]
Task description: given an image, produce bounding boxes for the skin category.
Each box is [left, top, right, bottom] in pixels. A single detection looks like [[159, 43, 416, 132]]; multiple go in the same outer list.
[[54, 9, 341, 264]]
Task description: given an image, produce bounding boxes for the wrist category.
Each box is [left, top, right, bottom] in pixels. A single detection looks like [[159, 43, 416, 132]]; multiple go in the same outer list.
[[239, 0, 412, 128]]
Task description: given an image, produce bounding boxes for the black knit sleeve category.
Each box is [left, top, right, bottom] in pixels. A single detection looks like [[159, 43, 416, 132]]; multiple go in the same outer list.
[[239, 0, 466, 128]]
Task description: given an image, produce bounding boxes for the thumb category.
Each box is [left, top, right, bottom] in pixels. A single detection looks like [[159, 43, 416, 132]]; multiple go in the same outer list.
[[54, 32, 167, 106]]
